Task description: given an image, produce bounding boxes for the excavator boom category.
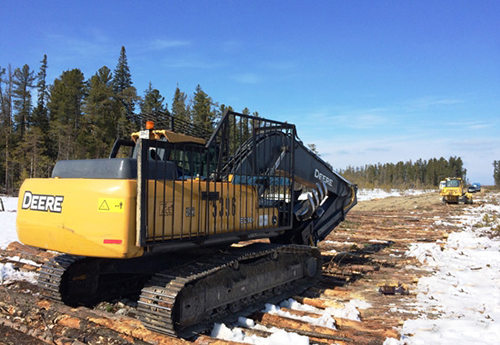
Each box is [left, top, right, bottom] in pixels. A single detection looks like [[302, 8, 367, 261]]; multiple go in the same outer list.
[[219, 115, 356, 244]]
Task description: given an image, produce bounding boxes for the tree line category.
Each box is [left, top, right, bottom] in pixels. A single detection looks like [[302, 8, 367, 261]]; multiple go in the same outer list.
[[2, 46, 496, 194], [0, 47, 258, 194], [339, 157, 467, 189]]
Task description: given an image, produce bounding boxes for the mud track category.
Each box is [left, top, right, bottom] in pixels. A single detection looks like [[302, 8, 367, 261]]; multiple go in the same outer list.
[[0, 191, 482, 344]]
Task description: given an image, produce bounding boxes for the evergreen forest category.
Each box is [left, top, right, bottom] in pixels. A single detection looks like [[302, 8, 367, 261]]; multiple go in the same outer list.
[[0, 47, 477, 194], [339, 157, 467, 190], [0, 47, 261, 194]]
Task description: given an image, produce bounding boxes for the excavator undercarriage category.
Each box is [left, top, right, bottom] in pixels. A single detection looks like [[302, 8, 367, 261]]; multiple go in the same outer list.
[[138, 243, 321, 337], [18, 111, 357, 338], [38, 243, 321, 337]]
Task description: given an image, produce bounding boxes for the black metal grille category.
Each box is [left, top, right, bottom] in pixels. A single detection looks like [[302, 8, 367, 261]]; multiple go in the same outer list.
[[136, 111, 296, 248], [134, 111, 213, 141]]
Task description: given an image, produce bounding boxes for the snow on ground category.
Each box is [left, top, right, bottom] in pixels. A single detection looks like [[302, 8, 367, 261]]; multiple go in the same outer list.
[[0, 196, 19, 249], [357, 188, 430, 202], [211, 298, 372, 344], [386, 193, 500, 345], [212, 319, 310, 345], [0, 196, 32, 284], [0, 195, 39, 284]]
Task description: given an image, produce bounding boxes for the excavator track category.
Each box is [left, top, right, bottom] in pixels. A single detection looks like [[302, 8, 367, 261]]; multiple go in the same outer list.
[[38, 255, 152, 307], [37, 254, 82, 302], [137, 243, 322, 338]]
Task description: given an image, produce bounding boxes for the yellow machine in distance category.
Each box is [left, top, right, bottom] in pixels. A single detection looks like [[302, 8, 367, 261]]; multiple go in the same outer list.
[[439, 177, 473, 204]]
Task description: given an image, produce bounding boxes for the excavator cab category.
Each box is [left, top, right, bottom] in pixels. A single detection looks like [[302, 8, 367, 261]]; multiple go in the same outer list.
[[110, 128, 217, 180]]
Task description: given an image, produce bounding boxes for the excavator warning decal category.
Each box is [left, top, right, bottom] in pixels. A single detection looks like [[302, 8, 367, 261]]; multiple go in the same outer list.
[[98, 198, 125, 213]]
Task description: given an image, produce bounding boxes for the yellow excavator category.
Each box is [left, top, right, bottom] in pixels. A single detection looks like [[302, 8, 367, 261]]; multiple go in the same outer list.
[[17, 111, 357, 338], [440, 177, 473, 204]]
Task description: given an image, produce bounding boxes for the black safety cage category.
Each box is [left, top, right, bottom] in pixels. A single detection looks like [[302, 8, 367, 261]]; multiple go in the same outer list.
[[136, 111, 297, 249]]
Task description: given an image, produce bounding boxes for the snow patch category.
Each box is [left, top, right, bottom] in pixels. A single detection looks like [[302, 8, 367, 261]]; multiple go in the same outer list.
[[0, 196, 19, 249], [357, 189, 428, 202], [392, 193, 500, 344], [211, 322, 310, 345], [0, 262, 38, 285]]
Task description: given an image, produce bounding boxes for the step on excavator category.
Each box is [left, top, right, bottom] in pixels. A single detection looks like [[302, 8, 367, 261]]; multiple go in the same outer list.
[[17, 111, 357, 338]]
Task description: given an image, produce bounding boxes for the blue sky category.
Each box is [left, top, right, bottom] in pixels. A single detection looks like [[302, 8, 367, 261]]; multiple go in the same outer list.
[[2, 1, 499, 184]]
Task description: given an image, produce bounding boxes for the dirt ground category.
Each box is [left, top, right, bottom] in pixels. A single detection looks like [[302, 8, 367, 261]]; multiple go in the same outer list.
[[0, 190, 488, 344], [355, 191, 442, 211]]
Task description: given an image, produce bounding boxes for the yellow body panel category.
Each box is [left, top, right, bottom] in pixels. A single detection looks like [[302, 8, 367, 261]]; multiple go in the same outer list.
[[17, 177, 279, 259], [17, 178, 142, 259], [145, 181, 277, 241]]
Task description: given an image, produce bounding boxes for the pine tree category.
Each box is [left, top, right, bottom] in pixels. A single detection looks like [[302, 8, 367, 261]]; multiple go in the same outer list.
[[35, 56, 49, 112], [171, 86, 191, 127], [240, 107, 251, 142], [48, 69, 86, 160], [19, 55, 53, 179], [0, 66, 8, 191], [140, 82, 170, 127], [0, 65, 14, 193], [10, 64, 36, 186], [30, 55, 51, 172], [191, 84, 216, 132], [82, 66, 122, 158], [112, 46, 136, 119], [113, 46, 132, 93], [14, 126, 51, 181], [12, 64, 35, 140], [32, 55, 49, 132], [141, 82, 166, 113]]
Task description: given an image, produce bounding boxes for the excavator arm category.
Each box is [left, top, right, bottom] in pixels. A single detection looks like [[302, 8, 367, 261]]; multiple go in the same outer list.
[[217, 111, 357, 245]]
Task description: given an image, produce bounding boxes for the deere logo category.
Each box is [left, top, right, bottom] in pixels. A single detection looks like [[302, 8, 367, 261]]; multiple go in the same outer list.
[[314, 169, 333, 187], [22, 191, 64, 213]]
